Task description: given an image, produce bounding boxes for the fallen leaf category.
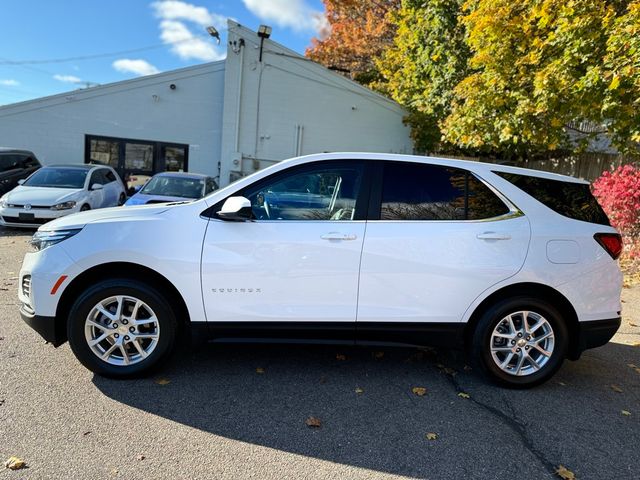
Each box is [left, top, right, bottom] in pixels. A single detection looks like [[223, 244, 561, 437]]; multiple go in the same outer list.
[[555, 465, 575, 480], [556, 381, 567, 386], [458, 392, 470, 399], [373, 351, 384, 359], [355, 387, 364, 394], [4, 457, 26, 470], [336, 354, 347, 361], [630, 322, 638, 327], [610, 384, 623, 393], [622, 410, 632, 416], [305, 416, 322, 428], [136, 454, 145, 461], [412, 387, 427, 396], [256, 367, 265, 374], [635, 368, 640, 374], [83, 431, 91, 436], [154, 378, 170, 385], [627, 363, 637, 369], [425, 432, 438, 440]]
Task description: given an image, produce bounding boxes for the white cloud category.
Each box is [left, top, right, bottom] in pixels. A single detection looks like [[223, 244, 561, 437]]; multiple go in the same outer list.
[[53, 74, 82, 84], [151, 1, 226, 62], [242, 0, 328, 34], [0, 79, 20, 86], [113, 58, 160, 76]]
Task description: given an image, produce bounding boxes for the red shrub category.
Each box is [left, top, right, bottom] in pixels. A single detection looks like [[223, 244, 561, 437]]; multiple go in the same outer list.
[[592, 164, 640, 237]]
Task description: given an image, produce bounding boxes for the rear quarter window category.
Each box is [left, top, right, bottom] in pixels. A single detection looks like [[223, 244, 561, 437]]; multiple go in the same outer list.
[[494, 171, 610, 226]]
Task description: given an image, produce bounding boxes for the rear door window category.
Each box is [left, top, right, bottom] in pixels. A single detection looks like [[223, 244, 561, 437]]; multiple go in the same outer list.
[[0, 154, 24, 172], [380, 161, 510, 221], [494, 171, 610, 226]]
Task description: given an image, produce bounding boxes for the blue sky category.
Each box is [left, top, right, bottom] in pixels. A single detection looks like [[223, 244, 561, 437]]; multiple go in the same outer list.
[[0, 0, 326, 105]]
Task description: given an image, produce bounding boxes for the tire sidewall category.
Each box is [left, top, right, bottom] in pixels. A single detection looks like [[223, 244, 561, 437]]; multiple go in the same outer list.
[[473, 296, 568, 388], [67, 279, 176, 378]]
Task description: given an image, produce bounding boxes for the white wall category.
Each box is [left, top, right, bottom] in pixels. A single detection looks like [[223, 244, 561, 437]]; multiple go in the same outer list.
[[220, 21, 412, 185], [0, 62, 225, 177]]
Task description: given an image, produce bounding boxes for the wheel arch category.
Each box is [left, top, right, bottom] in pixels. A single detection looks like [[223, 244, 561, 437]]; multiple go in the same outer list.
[[464, 282, 581, 360], [55, 262, 191, 345]]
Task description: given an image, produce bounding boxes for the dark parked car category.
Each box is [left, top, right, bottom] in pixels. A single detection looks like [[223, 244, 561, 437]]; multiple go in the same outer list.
[[0, 148, 41, 196]]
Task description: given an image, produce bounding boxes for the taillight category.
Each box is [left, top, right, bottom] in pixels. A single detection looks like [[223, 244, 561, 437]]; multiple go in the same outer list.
[[594, 233, 623, 260]]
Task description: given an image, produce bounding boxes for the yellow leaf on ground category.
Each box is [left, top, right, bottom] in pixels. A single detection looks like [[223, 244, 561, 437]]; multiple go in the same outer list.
[[426, 432, 438, 440], [611, 384, 623, 393], [555, 465, 576, 479], [256, 367, 265, 374], [622, 410, 632, 416], [355, 387, 364, 394], [4, 457, 26, 470], [627, 364, 638, 369], [458, 392, 470, 399], [630, 322, 638, 327], [154, 378, 170, 385], [305, 416, 322, 428], [412, 387, 427, 396], [336, 354, 347, 361]]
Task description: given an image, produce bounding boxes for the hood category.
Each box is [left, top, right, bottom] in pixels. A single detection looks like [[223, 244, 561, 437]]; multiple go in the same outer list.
[[40, 204, 171, 231], [5, 186, 83, 206], [124, 193, 194, 206]]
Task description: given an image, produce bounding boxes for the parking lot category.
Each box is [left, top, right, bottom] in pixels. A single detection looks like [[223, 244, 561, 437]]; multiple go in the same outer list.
[[1, 228, 639, 480]]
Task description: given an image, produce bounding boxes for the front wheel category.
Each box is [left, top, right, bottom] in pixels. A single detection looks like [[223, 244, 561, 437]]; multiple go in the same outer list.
[[67, 279, 177, 378], [471, 297, 568, 388]]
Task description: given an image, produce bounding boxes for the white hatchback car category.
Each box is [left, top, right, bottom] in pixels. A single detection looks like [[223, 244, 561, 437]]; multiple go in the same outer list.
[[17, 153, 622, 387], [0, 164, 126, 228]]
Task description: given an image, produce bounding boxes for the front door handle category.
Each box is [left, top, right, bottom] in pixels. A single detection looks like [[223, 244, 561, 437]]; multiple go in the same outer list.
[[476, 232, 511, 240], [321, 232, 358, 241]]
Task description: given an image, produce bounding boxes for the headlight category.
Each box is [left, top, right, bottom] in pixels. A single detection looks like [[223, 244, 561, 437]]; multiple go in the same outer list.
[[51, 201, 77, 210], [0, 196, 7, 208], [30, 228, 82, 251]]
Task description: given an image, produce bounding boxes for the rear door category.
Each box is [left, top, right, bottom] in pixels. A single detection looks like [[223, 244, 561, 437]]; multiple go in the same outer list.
[[357, 161, 530, 339]]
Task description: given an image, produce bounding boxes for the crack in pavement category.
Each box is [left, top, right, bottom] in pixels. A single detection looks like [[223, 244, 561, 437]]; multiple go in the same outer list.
[[437, 363, 558, 478]]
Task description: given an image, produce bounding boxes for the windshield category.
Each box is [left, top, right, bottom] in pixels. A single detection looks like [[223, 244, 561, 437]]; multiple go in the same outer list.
[[23, 168, 88, 189], [140, 176, 204, 199]]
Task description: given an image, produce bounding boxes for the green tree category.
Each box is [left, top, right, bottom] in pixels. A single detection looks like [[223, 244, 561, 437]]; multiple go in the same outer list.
[[377, 0, 469, 152], [602, 1, 640, 154], [442, 0, 637, 157]]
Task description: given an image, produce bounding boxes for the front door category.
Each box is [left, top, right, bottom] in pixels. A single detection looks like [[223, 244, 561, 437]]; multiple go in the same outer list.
[[201, 160, 368, 337]]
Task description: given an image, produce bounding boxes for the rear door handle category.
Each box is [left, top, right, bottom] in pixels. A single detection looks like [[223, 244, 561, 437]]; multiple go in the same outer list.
[[321, 232, 358, 241], [476, 232, 511, 240]]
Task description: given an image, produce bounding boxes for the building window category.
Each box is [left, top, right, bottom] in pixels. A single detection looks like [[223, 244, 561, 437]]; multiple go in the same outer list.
[[85, 135, 189, 179]]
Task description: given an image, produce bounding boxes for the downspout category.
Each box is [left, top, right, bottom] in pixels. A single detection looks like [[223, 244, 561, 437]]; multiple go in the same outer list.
[[234, 39, 245, 154]]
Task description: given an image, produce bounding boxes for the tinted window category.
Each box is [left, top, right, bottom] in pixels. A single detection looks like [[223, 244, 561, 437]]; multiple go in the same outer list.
[[0, 154, 24, 172], [90, 169, 109, 186], [104, 170, 117, 183], [381, 162, 509, 221], [242, 163, 363, 221], [24, 168, 88, 189], [495, 171, 610, 226], [141, 176, 205, 199]]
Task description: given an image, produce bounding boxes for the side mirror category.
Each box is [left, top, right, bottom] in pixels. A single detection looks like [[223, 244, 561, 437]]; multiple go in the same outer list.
[[90, 183, 104, 191], [17, 179, 25, 185], [217, 196, 252, 221]]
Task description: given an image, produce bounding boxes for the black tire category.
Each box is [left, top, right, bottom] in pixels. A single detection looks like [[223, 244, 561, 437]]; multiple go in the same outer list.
[[80, 204, 91, 211], [470, 296, 568, 388], [67, 279, 177, 378]]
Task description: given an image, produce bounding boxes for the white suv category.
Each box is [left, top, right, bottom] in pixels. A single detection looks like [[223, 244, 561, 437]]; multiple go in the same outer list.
[[17, 153, 622, 387]]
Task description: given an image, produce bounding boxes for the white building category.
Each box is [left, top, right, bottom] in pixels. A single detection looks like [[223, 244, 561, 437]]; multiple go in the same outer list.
[[0, 21, 412, 187]]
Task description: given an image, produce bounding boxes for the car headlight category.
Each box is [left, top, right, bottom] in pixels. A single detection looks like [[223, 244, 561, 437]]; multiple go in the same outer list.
[[51, 201, 77, 210], [0, 196, 8, 208], [30, 228, 82, 251]]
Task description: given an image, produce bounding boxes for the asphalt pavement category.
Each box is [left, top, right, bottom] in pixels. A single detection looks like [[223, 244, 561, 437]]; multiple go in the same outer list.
[[1, 227, 639, 479]]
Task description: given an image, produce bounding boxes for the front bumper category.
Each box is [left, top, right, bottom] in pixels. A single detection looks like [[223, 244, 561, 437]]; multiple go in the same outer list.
[[20, 305, 63, 346], [574, 317, 621, 357], [0, 206, 77, 228]]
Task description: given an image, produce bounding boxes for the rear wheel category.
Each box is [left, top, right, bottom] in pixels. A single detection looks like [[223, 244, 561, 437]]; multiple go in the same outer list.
[[67, 279, 177, 378], [80, 204, 90, 211], [471, 297, 568, 388]]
